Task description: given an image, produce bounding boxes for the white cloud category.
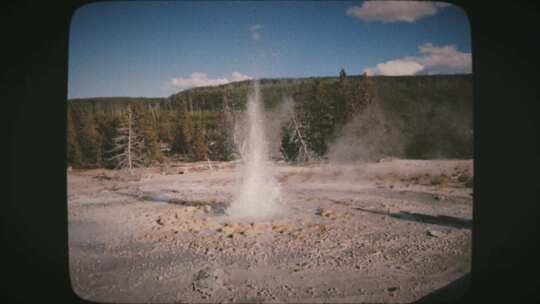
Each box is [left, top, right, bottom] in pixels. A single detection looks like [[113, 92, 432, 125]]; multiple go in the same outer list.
[[231, 71, 252, 82], [363, 43, 472, 76], [170, 72, 228, 89], [250, 24, 262, 40], [170, 71, 252, 90], [364, 59, 424, 76], [417, 43, 472, 73], [346, 1, 451, 23]]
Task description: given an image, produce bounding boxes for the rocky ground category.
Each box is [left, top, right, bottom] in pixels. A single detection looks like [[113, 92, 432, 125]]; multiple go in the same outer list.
[[68, 159, 473, 303]]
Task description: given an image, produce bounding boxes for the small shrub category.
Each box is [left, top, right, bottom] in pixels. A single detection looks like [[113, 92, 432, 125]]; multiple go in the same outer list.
[[430, 175, 445, 186], [465, 176, 473, 188]]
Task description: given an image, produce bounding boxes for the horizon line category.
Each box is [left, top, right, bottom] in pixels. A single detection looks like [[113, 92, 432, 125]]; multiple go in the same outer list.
[[68, 72, 473, 100]]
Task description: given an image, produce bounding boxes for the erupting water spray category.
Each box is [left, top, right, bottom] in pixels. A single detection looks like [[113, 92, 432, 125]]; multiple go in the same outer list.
[[227, 80, 283, 220]]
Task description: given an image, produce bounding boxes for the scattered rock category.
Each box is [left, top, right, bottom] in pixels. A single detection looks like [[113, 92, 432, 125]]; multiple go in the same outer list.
[[457, 173, 469, 183], [315, 208, 335, 218], [282, 285, 295, 295], [257, 287, 272, 297], [70, 159, 473, 301], [324, 287, 339, 295], [93, 174, 112, 181], [465, 176, 474, 188], [426, 229, 445, 238], [430, 175, 445, 185], [434, 195, 446, 201], [192, 267, 227, 298], [202, 205, 212, 213]]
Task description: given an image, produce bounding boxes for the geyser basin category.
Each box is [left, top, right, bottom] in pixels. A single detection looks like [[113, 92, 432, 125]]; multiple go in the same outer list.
[[227, 80, 285, 220], [67, 1, 473, 302], [69, 158, 473, 303]]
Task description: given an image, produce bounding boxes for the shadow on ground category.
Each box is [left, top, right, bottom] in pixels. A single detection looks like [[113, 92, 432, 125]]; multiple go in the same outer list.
[[367, 188, 472, 205], [354, 207, 472, 229], [116, 191, 229, 215], [414, 273, 470, 303]]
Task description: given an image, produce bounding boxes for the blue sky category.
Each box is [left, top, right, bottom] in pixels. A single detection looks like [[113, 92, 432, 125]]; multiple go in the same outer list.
[[68, 1, 471, 98]]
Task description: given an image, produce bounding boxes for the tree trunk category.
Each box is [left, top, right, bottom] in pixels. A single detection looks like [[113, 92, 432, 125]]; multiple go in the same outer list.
[[292, 114, 310, 162], [128, 109, 132, 172]]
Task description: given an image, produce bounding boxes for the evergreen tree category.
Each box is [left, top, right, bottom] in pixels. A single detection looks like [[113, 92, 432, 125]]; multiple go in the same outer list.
[[78, 109, 101, 168], [132, 103, 161, 164], [66, 108, 82, 168], [209, 100, 236, 160], [98, 114, 121, 169], [339, 68, 347, 83], [190, 117, 208, 161], [358, 71, 375, 108], [171, 112, 193, 157], [66, 74, 472, 164], [294, 80, 336, 157], [157, 110, 174, 145]]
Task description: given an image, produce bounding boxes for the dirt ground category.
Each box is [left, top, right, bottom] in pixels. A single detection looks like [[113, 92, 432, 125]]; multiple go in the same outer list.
[[68, 159, 473, 303]]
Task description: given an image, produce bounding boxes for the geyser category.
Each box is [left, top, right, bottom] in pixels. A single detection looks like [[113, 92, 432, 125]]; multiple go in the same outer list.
[[227, 80, 283, 220]]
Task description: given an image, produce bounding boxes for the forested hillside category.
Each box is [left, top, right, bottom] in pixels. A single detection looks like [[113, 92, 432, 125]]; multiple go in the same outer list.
[[67, 73, 473, 169]]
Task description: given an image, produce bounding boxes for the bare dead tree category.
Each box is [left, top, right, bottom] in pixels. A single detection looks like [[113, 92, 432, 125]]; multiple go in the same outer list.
[[108, 107, 145, 173], [281, 113, 312, 163], [149, 104, 159, 122], [291, 113, 311, 163]]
